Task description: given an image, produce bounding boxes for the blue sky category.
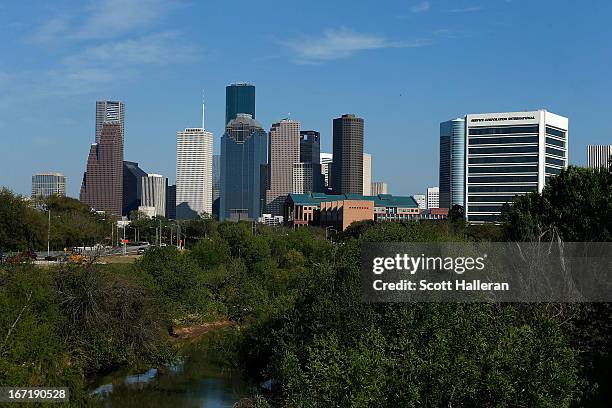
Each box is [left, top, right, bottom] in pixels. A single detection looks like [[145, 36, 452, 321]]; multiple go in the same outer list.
[[0, 0, 610, 197]]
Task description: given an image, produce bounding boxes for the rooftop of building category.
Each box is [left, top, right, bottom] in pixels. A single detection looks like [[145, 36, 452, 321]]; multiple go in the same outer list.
[[227, 113, 263, 130], [33, 172, 65, 177], [287, 192, 418, 208], [228, 82, 254, 87]]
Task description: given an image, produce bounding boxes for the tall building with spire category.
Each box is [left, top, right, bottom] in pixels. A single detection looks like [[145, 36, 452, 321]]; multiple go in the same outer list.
[[175, 96, 213, 218], [266, 118, 301, 216], [80, 122, 124, 217]]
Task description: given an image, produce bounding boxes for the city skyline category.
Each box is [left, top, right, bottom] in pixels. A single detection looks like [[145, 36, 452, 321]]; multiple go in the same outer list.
[[1, 1, 610, 198]]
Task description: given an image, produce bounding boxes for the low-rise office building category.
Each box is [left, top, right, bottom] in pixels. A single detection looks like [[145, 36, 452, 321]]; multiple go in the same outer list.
[[32, 172, 66, 197], [285, 193, 440, 230]]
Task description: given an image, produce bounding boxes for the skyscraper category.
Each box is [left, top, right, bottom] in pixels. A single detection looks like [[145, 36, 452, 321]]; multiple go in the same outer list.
[[320, 152, 333, 190], [225, 83, 255, 125], [176, 127, 213, 219], [465, 110, 568, 223], [427, 186, 439, 209], [332, 114, 364, 194], [363, 153, 372, 195], [212, 154, 221, 218], [96, 101, 125, 144], [166, 185, 176, 220], [300, 131, 320, 163], [293, 163, 317, 194], [31, 173, 66, 197], [587, 145, 612, 170], [212, 154, 221, 203], [141, 174, 167, 217], [123, 161, 147, 216], [220, 114, 268, 221], [439, 118, 466, 209], [267, 119, 301, 217], [294, 130, 323, 194], [80, 123, 124, 217]]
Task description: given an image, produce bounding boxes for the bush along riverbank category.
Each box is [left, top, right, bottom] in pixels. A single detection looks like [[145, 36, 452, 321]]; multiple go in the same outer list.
[[0, 224, 335, 406]]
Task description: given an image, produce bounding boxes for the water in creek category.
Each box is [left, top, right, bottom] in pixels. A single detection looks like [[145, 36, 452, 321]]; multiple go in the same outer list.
[[91, 341, 251, 407]]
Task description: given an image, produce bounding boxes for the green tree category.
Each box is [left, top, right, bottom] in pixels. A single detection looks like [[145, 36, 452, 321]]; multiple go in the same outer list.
[[0, 189, 45, 251], [501, 166, 612, 241]]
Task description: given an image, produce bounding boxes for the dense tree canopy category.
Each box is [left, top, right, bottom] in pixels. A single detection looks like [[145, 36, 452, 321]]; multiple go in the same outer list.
[[501, 166, 612, 241]]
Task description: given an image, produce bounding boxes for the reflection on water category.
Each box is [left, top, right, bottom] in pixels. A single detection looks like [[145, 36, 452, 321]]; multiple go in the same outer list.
[[92, 343, 250, 408]]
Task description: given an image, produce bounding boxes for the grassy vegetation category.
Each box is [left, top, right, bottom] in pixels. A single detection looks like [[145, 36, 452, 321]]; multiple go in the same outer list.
[[0, 166, 610, 406]]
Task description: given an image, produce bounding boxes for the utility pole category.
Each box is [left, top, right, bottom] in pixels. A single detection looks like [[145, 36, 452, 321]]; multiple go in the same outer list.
[[47, 208, 51, 257]]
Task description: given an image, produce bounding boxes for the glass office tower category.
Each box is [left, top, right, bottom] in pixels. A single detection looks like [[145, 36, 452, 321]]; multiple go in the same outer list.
[[220, 114, 267, 221], [225, 83, 255, 126], [439, 118, 466, 209], [32, 173, 66, 197]]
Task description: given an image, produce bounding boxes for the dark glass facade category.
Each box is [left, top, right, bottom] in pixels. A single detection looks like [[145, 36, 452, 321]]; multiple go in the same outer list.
[[299, 130, 324, 193], [225, 83, 255, 126], [166, 184, 176, 219], [300, 131, 321, 163], [220, 114, 267, 221], [122, 161, 147, 216]]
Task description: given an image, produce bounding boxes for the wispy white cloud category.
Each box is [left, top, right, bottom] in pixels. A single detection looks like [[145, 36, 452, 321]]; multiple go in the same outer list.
[[6, 0, 198, 101], [281, 27, 430, 64], [26, 0, 179, 43], [446, 6, 483, 13], [32, 32, 199, 97], [75, 0, 176, 40], [411, 1, 431, 13], [62, 32, 197, 68]]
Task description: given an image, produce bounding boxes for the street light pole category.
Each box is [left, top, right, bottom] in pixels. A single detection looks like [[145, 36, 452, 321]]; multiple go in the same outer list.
[[47, 208, 51, 257]]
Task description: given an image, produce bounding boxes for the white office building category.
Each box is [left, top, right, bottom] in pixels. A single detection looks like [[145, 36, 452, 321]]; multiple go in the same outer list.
[[141, 174, 167, 217], [371, 181, 388, 195], [32, 172, 66, 197], [414, 194, 426, 210], [137, 206, 157, 218], [465, 110, 568, 223], [363, 153, 372, 195], [587, 145, 612, 170], [258, 213, 284, 227], [427, 186, 439, 209], [320, 152, 333, 189], [176, 128, 213, 218]]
